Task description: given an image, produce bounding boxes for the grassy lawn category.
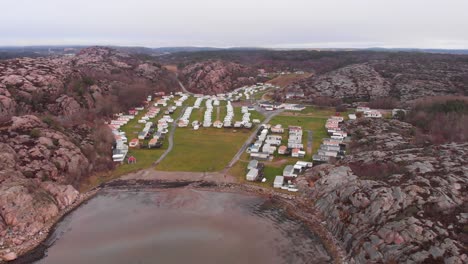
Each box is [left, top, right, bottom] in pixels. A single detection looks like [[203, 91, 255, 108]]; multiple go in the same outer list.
[[250, 110, 265, 122], [80, 147, 166, 192], [227, 159, 294, 192], [282, 106, 354, 120], [253, 88, 274, 100], [184, 96, 197, 107], [218, 105, 226, 121], [114, 148, 165, 175], [215, 100, 226, 120], [228, 160, 248, 183], [234, 106, 243, 122], [266, 73, 312, 88], [156, 128, 252, 172], [189, 107, 204, 123]]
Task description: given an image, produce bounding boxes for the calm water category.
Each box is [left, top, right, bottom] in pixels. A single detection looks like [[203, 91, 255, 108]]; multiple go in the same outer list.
[[36, 189, 331, 264]]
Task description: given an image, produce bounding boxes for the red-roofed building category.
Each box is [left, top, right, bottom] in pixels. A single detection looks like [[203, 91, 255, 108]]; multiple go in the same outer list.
[[128, 156, 137, 164], [278, 145, 288, 155], [129, 139, 139, 148]]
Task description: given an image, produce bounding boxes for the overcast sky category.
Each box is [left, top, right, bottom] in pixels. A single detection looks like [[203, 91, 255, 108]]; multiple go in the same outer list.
[[1, 0, 468, 49]]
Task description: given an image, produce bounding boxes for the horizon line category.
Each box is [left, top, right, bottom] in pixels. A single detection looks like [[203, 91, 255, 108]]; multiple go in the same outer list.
[[1, 44, 468, 51]]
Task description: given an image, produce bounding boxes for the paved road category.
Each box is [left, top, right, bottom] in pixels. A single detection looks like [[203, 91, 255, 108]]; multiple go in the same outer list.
[[307, 130, 313, 154], [151, 72, 193, 166], [153, 106, 186, 166], [175, 73, 193, 95], [223, 109, 284, 172]]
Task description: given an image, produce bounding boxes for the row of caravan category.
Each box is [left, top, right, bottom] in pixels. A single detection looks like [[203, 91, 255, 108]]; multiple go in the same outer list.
[[203, 99, 213, 127], [178, 107, 194, 127], [223, 101, 234, 127]]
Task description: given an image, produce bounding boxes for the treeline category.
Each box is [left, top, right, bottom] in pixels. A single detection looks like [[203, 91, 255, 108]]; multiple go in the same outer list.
[[405, 96, 468, 144], [165, 49, 468, 76]]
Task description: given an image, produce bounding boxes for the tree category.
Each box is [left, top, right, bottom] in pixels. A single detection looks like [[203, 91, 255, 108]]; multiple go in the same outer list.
[[394, 110, 406, 120]]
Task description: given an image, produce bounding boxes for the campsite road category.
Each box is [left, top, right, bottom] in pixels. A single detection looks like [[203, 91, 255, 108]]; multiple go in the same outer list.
[[175, 73, 193, 95], [223, 108, 283, 172], [153, 106, 186, 166], [307, 130, 313, 154]]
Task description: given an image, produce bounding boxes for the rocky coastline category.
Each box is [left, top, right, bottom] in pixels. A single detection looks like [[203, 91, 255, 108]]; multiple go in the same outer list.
[[2, 188, 99, 263]]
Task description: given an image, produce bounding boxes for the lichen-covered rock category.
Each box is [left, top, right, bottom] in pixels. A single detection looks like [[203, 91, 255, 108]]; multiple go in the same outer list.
[[303, 119, 468, 263]]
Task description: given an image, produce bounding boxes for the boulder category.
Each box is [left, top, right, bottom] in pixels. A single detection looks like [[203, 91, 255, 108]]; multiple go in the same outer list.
[[2, 251, 17, 261]]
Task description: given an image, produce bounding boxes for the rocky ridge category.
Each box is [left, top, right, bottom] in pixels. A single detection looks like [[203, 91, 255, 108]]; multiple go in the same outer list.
[[180, 60, 256, 94], [300, 118, 467, 263], [286, 58, 468, 101]]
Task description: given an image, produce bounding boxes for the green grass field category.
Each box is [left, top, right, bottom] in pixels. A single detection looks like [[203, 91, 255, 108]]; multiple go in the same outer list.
[[282, 106, 354, 120], [218, 105, 226, 121], [227, 159, 295, 192], [251, 88, 274, 100], [156, 128, 252, 172], [189, 107, 204, 123]]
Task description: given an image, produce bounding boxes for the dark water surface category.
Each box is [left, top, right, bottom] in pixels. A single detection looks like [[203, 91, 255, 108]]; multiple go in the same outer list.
[[36, 189, 331, 264]]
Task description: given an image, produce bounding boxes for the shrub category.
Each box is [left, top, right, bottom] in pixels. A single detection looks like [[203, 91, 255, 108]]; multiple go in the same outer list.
[[23, 171, 34, 178], [42, 115, 62, 130], [335, 104, 348, 112], [368, 97, 398, 109], [312, 96, 342, 107], [82, 76, 95, 86], [394, 110, 406, 120], [30, 128, 41, 138], [349, 161, 407, 180]]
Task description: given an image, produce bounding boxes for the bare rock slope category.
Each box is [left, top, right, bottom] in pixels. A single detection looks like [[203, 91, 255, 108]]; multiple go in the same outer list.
[[302, 119, 467, 263], [287, 58, 468, 101], [299, 64, 391, 100], [180, 60, 256, 94]]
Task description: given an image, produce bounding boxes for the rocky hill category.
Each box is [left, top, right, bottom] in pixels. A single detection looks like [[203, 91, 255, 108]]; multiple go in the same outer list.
[[294, 63, 392, 100], [179, 60, 257, 94], [0, 47, 178, 260], [164, 49, 468, 101], [299, 118, 467, 263], [286, 57, 468, 102]]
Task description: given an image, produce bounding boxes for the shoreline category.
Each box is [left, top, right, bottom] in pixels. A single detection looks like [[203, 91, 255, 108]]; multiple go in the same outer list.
[[7, 189, 101, 264], [12, 178, 346, 264]]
